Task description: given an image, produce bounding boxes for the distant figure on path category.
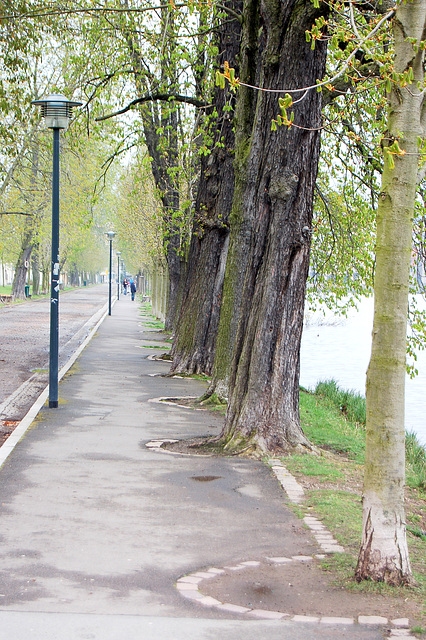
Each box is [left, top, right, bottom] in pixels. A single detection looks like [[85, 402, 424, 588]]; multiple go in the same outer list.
[[123, 279, 128, 295], [130, 279, 137, 301]]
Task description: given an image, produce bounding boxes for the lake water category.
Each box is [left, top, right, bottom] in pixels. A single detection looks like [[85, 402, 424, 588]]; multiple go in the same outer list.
[[300, 296, 426, 447]]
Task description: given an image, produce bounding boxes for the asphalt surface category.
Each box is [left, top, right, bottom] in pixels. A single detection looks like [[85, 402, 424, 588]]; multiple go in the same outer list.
[[0, 285, 110, 425], [0, 296, 402, 639]]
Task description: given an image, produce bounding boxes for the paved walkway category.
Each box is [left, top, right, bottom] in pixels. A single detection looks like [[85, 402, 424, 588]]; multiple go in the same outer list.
[[0, 297, 413, 639], [0, 284, 111, 423]]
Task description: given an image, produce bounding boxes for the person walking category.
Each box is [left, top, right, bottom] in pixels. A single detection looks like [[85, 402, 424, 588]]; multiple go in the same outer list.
[[130, 279, 137, 301], [123, 278, 128, 295]]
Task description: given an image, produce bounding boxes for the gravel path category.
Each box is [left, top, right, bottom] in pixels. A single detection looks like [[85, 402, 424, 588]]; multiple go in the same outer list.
[[0, 285, 111, 430]]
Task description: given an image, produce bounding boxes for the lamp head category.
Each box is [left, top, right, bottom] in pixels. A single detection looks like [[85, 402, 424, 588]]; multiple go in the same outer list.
[[32, 94, 82, 130]]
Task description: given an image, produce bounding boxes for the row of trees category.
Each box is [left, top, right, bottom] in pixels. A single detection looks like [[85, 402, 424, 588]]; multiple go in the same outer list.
[[0, 0, 164, 294], [1, 0, 425, 587]]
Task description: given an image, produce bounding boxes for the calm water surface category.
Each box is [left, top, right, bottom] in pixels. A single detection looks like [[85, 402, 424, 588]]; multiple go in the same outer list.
[[300, 296, 426, 446]]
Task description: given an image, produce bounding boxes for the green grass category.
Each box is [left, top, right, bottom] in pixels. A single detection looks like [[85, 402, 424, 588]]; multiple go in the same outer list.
[[140, 344, 171, 349], [284, 454, 345, 482], [143, 320, 166, 329], [299, 387, 366, 462], [314, 379, 366, 425], [291, 383, 426, 626], [406, 431, 426, 490], [0, 285, 12, 295], [309, 379, 426, 490], [140, 302, 153, 314]]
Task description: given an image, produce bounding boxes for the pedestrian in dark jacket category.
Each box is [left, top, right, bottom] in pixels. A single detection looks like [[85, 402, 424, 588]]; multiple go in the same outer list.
[[130, 279, 137, 301]]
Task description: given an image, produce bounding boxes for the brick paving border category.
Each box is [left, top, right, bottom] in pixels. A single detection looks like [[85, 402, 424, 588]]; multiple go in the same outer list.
[[267, 457, 345, 553], [146, 439, 413, 634], [175, 558, 411, 631]]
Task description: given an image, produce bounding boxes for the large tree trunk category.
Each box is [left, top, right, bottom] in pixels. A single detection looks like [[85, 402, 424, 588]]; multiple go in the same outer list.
[[355, 1, 425, 585], [208, 0, 261, 399], [170, 0, 242, 375], [218, 0, 329, 453]]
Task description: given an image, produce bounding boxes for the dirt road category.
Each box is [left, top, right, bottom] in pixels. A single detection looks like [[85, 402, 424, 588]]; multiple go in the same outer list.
[[0, 285, 112, 434]]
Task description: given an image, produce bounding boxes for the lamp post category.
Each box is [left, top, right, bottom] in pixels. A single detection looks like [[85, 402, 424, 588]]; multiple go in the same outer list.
[[116, 251, 121, 301], [31, 94, 81, 408], [106, 231, 115, 315]]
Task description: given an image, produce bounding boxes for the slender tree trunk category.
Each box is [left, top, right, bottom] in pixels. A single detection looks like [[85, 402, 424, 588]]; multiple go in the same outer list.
[[356, 1, 425, 585], [217, 0, 329, 453], [41, 264, 49, 293], [12, 240, 32, 299], [70, 263, 79, 286], [11, 142, 40, 299], [170, 1, 242, 375], [124, 5, 182, 332], [31, 244, 40, 295]]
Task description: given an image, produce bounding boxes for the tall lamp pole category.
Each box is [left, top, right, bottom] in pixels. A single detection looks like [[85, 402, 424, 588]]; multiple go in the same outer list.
[[116, 251, 121, 301], [107, 231, 115, 315], [31, 94, 81, 408]]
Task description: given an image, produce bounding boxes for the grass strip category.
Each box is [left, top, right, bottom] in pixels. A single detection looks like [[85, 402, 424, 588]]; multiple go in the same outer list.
[[291, 382, 426, 627]]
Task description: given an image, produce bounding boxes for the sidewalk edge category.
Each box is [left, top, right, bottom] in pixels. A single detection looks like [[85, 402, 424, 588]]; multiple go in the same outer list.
[[0, 301, 113, 469]]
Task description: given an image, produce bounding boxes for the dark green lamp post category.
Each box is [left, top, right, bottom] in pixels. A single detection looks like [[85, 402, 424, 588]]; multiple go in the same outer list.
[[31, 94, 81, 408]]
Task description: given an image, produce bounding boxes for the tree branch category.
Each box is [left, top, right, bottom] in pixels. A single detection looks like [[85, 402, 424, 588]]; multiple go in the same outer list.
[[216, 4, 242, 22], [95, 92, 209, 121], [0, 211, 32, 216], [322, 62, 381, 108]]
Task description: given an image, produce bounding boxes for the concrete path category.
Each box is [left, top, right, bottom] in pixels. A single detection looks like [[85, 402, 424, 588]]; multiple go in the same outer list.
[[0, 284, 112, 423], [0, 297, 402, 639]]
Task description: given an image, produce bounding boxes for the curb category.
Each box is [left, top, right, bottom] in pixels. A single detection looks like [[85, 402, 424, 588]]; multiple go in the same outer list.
[[0, 301, 111, 470], [267, 457, 345, 553], [176, 559, 411, 631]]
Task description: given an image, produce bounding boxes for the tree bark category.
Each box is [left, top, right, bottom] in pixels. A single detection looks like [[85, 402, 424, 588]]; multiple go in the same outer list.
[[70, 263, 80, 286], [218, 0, 329, 453], [356, 1, 425, 585], [208, 0, 261, 399], [31, 244, 40, 295], [12, 240, 32, 299], [11, 142, 42, 299], [170, 1, 242, 375], [123, 4, 183, 332]]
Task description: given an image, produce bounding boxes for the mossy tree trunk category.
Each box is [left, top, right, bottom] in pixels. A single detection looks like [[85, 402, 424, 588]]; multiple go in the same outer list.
[[216, 0, 329, 453], [355, 1, 426, 585], [216, 0, 326, 452], [170, 0, 242, 375], [208, 0, 261, 399]]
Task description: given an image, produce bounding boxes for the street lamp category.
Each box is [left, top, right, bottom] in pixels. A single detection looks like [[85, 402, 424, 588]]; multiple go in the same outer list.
[[106, 231, 115, 315], [31, 94, 82, 408], [116, 251, 121, 301]]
